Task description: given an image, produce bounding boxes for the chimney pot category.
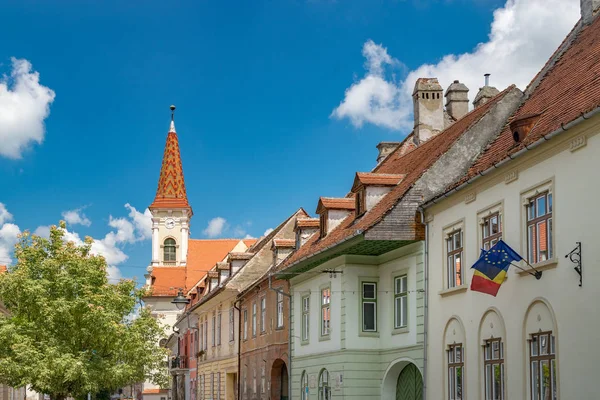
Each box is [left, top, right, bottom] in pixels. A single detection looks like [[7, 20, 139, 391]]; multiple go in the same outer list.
[[445, 80, 470, 121], [484, 73, 491, 87], [376, 142, 400, 164], [413, 78, 444, 144]]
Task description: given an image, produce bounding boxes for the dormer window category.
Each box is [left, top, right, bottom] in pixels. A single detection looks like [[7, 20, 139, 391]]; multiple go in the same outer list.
[[320, 212, 327, 238], [164, 238, 176, 262], [351, 173, 405, 218]]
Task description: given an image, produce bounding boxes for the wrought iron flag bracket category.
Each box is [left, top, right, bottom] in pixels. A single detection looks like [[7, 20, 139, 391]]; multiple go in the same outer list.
[[565, 242, 582, 287]]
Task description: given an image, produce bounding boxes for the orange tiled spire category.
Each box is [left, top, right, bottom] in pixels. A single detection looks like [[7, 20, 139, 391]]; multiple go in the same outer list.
[[149, 105, 192, 213]]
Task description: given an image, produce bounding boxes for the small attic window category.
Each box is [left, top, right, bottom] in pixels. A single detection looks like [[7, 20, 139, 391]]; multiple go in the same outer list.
[[355, 188, 366, 217], [319, 212, 328, 238]]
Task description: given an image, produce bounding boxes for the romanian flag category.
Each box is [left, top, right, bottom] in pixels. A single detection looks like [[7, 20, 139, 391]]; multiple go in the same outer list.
[[470, 240, 523, 296]]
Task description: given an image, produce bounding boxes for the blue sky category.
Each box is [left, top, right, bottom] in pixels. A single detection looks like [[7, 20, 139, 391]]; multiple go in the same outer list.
[[0, 0, 580, 282]]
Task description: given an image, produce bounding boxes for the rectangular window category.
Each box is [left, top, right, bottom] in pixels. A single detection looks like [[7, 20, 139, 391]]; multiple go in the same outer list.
[[210, 373, 214, 399], [243, 367, 247, 394], [195, 331, 199, 354], [526, 192, 553, 264], [261, 364, 266, 394], [260, 297, 267, 333], [252, 302, 257, 337], [321, 287, 331, 336], [301, 295, 310, 341], [217, 312, 222, 346], [203, 319, 208, 350], [243, 309, 248, 340], [212, 313, 216, 347], [253, 369, 257, 394], [199, 323, 203, 353], [529, 332, 557, 400], [199, 375, 204, 400], [448, 343, 464, 400], [447, 230, 463, 288], [484, 338, 505, 400], [482, 213, 502, 251], [355, 188, 366, 217], [394, 275, 408, 329], [361, 282, 377, 332], [277, 291, 284, 328], [229, 308, 235, 342]]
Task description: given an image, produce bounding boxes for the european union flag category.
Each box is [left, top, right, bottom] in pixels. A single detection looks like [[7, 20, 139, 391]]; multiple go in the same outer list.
[[470, 240, 523, 296]]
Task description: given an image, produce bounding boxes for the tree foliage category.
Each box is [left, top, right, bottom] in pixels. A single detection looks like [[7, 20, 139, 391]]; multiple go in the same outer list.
[[0, 222, 168, 399]]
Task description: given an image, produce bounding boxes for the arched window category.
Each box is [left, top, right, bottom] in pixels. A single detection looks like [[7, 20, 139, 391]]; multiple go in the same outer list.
[[164, 238, 176, 262], [318, 369, 330, 400], [301, 371, 309, 400]]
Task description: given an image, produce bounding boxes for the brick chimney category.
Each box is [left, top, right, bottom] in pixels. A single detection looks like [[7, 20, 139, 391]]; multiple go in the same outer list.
[[376, 142, 400, 164], [582, 0, 600, 24], [473, 74, 500, 108], [413, 78, 444, 145], [445, 80, 470, 120]]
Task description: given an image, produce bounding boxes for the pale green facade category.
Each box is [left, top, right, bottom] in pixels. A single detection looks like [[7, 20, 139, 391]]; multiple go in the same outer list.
[[288, 242, 425, 399]]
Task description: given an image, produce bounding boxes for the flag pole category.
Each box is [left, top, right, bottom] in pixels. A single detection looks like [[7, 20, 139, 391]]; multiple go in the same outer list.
[[510, 262, 540, 278], [522, 259, 543, 280]]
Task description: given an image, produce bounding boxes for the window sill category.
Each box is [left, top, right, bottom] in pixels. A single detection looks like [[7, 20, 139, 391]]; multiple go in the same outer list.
[[392, 327, 409, 336], [275, 326, 285, 331], [438, 285, 468, 297], [300, 340, 310, 346], [359, 331, 380, 338], [318, 334, 331, 342], [517, 258, 558, 276]]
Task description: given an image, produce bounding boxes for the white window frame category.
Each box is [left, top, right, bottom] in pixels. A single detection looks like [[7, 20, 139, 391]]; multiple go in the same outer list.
[[212, 312, 216, 347], [243, 309, 248, 341], [320, 286, 331, 338], [276, 291, 284, 329], [478, 202, 504, 251], [301, 295, 310, 343], [301, 371, 309, 400], [216, 312, 221, 346], [260, 297, 267, 333], [252, 302, 257, 337], [442, 219, 466, 291], [521, 180, 556, 268], [394, 275, 408, 329], [361, 281, 377, 332]]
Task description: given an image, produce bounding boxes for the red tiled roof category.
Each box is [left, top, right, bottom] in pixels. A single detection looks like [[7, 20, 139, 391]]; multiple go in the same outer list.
[[149, 124, 191, 212], [458, 17, 600, 183], [352, 172, 405, 190], [142, 389, 168, 394], [0, 265, 6, 273], [295, 218, 320, 229], [148, 239, 254, 296], [316, 197, 355, 214], [273, 239, 295, 248], [280, 85, 516, 270], [228, 252, 254, 260]]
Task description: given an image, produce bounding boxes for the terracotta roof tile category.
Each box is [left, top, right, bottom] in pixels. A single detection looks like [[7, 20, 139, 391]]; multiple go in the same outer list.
[[280, 85, 516, 271], [149, 267, 186, 296], [149, 125, 191, 212], [455, 17, 600, 185], [0, 265, 6, 273], [352, 172, 405, 191], [143, 389, 168, 394], [228, 252, 254, 260], [316, 197, 355, 214], [272, 239, 295, 248], [295, 218, 320, 229]]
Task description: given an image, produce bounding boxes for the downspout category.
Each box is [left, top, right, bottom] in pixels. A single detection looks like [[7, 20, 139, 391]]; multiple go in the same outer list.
[[269, 274, 292, 400], [186, 312, 199, 400], [417, 207, 428, 400], [234, 299, 242, 400]]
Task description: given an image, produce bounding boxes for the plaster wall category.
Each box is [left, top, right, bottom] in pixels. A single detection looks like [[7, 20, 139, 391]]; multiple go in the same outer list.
[[365, 186, 392, 212], [425, 117, 600, 399]]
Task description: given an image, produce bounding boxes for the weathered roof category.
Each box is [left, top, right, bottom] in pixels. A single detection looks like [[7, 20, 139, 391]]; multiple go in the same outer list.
[[316, 197, 355, 214], [295, 218, 320, 229], [455, 16, 600, 186], [228, 252, 254, 260], [272, 239, 295, 248], [352, 172, 405, 191], [279, 85, 517, 272], [149, 120, 191, 211]]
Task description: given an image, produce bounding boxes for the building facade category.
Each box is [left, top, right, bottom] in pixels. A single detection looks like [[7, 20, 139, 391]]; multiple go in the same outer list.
[[423, 7, 600, 399]]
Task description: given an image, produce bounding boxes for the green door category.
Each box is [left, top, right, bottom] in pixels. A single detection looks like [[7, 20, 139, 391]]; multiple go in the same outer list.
[[396, 364, 423, 400]]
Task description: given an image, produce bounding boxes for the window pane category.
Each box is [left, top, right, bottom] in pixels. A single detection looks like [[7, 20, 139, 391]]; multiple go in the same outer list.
[[456, 366, 463, 399], [491, 216, 499, 235], [401, 276, 407, 292], [455, 231, 462, 249], [448, 255, 454, 287], [486, 364, 492, 399], [483, 220, 490, 238], [551, 360, 557, 400], [363, 302, 376, 331], [531, 339, 538, 356], [537, 221, 548, 261], [448, 367, 454, 399], [455, 346, 462, 362], [541, 360, 551, 400], [493, 364, 502, 400], [550, 335, 555, 354], [448, 349, 454, 364], [363, 283, 376, 299], [455, 253, 462, 286], [537, 195, 546, 217], [492, 340, 500, 360], [548, 217, 553, 259], [447, 237, 453, 253], [401, 296, 407, 327], [528, 225, 535, 263], [540, 334, 549, 355], [548, 193, 553, 213], [531, 361, 540, 400]]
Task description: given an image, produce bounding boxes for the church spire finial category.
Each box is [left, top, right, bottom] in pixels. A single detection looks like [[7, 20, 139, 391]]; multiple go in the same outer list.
[[169, 105, 176, 133]]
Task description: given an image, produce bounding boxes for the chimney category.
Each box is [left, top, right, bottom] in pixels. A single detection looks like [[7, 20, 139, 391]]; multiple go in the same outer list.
[[582, 0, 600, 24], [473, 74, 500, 108], [413, 78, 444, 145], [376, 142, 400, 164], [445, 80, 470, 120]]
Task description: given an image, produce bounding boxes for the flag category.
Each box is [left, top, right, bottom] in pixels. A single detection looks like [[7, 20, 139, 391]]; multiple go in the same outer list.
[[470, 240, 523, 296]]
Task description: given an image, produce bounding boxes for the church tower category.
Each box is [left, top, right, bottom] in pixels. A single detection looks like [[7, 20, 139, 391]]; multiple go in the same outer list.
[[148, 105, 192, 269]]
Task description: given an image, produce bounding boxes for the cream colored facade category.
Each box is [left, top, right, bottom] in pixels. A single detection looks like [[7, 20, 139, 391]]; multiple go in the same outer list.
[[424, 113, 600, 399]]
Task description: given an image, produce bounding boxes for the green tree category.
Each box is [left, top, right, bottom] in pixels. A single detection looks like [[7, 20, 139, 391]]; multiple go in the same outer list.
[[0, 222, 168, 400]]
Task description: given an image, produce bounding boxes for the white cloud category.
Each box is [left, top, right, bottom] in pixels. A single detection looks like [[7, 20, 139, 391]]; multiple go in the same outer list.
[[0, 203, 20, 264], [203, 217, 227, 238], [125, 203, 152, 240], [0, 58, 56, 159], [243, 234, 255, 239], [33, 225, 50, 238], [61, 207, 91, 227], [263, 228, 274, 236], [0, 203, 13, 226], [332, 0, 580, 131]]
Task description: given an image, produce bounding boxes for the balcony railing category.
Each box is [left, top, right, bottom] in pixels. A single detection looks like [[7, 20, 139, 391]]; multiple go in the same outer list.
[[170, 356, 188, 369]]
